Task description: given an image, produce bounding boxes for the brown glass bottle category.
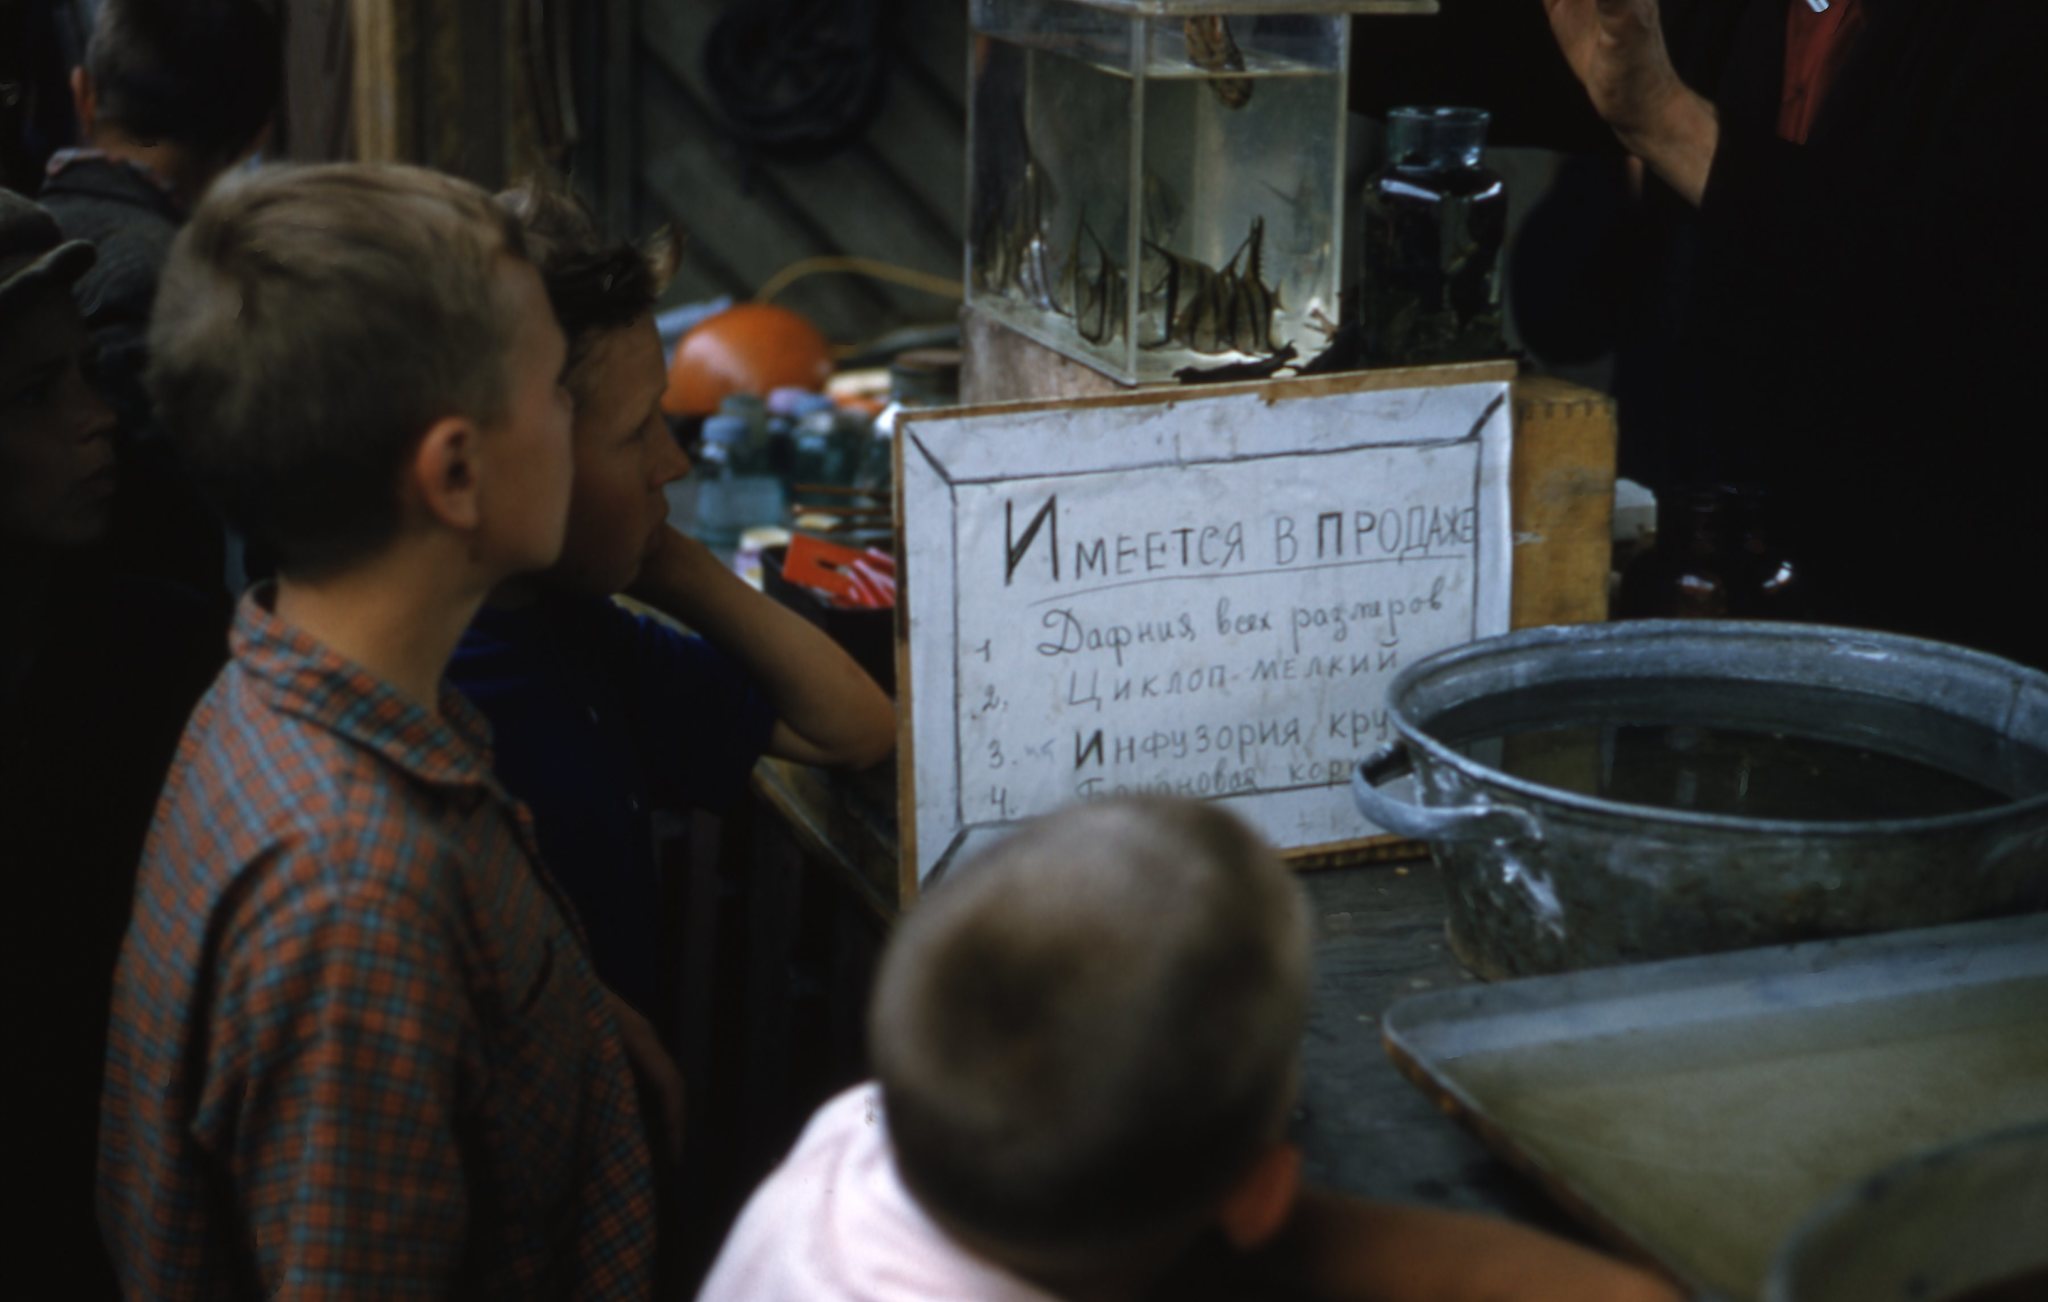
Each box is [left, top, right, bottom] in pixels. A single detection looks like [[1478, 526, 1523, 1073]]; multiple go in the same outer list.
[[1617, 485, 1809, 620], [1615, 487, 1736, 619], [1731, 485, 1806, 619]]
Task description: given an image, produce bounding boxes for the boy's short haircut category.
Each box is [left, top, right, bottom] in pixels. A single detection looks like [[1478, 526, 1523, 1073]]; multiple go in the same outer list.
[[496, 178, 670, 395], [147, 163, 527, 578], [85, 0, 282, 165], [871, 796, 1311, 1261]]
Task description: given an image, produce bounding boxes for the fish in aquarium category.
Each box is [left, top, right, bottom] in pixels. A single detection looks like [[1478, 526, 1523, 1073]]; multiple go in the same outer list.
[[1143, 216, 1284, 356], [973, 151, 1059, 311], [1226, 217, 1280, 353], [1258, 174, 1319, 232], [1181, 15, 1252, 109], [1057, 216, 1125, 346], [1139, 240, 1205, 349], [1142, 170, 1185, 247]]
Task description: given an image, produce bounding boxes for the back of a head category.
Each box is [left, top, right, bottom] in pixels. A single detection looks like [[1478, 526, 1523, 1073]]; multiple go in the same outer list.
[[86, 0, 281, 166], [871, 797, 1311, 1266], [148, 162, 526, 578]]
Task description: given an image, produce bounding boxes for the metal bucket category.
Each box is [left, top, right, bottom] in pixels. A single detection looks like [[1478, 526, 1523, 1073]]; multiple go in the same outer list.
[[1350, 621, 2048, 978]]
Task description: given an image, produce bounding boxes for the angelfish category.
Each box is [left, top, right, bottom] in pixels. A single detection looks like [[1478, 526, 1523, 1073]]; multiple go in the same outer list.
[[1058, 217, 1125, 346], [1183, 16, 1252, 109], [974, 156, 1060, 310], [1229, 217, 1280, 354], [1142, 218, 1283, 357]]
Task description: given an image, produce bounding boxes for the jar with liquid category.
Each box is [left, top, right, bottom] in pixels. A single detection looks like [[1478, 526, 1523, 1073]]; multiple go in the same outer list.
[[1615, 486, 1736, 619], [1359, 106, 1508, 366]]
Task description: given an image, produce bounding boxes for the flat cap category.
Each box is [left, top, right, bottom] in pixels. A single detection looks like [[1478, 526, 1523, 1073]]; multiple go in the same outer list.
[[0, 187, 97, 314]]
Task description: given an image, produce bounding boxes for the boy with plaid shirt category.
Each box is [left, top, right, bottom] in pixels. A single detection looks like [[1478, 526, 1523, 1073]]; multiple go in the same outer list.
[[97, 163, 670, 1299]]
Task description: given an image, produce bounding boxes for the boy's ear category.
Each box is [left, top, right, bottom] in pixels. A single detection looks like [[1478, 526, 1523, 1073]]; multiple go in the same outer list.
[[70, 68, 96, 137], [1217, 1142, 1303, 1251], [409, 416, 484, 533]]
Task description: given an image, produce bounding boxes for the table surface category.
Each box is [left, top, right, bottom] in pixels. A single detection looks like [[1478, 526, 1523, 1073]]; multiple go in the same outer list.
[[753, 757, 1589, 1237], [1287, 864, 1589, 1235]]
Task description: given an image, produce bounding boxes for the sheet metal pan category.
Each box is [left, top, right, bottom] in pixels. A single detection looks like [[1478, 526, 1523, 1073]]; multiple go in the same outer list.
[[1382, 914, 2048, 1301]]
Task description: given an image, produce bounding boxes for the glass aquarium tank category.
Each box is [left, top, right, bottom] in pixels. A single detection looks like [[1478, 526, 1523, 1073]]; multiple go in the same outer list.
[[967, 0, 1435, 385]]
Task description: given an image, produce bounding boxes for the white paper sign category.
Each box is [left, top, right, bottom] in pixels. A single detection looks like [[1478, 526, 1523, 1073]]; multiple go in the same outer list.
[[899, 376, 1512, 885]]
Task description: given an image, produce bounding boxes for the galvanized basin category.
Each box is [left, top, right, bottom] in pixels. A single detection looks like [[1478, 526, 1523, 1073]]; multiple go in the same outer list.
[[1350, 621, 2048, 978]]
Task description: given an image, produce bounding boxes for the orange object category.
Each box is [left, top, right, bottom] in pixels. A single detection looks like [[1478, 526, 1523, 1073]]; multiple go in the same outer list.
[[662, 303, 834, 417]]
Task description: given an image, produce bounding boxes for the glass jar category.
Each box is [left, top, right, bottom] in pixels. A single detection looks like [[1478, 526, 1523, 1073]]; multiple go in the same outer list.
[[1359, 106, 1508, 366], [1617, 484, 1809, 621], [1615, 486, 1736, 619]]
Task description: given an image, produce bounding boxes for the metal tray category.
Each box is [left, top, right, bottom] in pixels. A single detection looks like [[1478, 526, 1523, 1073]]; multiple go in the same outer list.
[[1382, 914, 2048, 1302]]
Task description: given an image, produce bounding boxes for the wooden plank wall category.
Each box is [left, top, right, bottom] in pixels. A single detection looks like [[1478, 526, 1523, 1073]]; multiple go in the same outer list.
[[629, 0, 968, 347]]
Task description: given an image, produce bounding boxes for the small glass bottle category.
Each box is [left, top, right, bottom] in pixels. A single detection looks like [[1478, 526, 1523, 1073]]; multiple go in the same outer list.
[[1359, 106, 1508, 366]]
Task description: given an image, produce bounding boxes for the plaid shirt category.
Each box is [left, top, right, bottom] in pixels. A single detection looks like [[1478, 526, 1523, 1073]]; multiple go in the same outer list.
[[99, 590, 657, 1298]]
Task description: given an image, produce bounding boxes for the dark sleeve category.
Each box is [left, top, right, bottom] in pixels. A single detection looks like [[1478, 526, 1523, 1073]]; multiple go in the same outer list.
[[612, 609, 779, 812], [1695, 2, 2047, 328], [70, 238, 167, 434], [1686, 0, 2048, 661], [70, 225, 233, 603], [1507, 153, 1633, 365]]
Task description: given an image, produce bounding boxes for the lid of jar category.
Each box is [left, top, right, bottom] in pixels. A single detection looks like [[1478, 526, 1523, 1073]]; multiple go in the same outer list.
[[1385, 105, 1491, 168]]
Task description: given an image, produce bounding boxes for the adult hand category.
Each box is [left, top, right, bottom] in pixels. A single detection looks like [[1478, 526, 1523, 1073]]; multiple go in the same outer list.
[[1543, 0, 1717, 205], [610, 992, 686, 1166], [1543, 0, 1683, 137]]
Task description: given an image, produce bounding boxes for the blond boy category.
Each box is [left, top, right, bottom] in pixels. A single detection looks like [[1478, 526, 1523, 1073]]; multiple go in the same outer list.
[[97, 164, 666, 1298], [700, 797, 1680, 1302]]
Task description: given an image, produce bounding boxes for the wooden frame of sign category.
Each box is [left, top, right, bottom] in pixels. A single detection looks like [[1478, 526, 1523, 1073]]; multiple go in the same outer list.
[[892, 360, 1518, 902]]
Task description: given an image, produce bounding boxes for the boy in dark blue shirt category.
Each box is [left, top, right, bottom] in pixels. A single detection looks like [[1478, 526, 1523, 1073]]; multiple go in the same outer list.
[[451, 182, 894, 1021]]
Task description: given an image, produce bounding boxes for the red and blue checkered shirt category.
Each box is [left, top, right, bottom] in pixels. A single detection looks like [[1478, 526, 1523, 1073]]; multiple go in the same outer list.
[[99, 590, 657, 1298]]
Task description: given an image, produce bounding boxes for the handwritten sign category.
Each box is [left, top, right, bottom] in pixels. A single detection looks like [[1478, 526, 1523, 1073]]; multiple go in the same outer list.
[[897, 371, 1513, 887]]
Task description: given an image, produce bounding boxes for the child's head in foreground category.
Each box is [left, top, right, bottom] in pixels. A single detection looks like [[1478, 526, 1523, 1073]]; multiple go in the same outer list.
[[148, 163, 573, 584], [870, 796, 1312, 1291], [496, 178, 690, 596]]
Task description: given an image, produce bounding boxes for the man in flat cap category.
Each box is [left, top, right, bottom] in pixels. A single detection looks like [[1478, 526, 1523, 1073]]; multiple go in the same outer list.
[[3, 186, 222, 1299]]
